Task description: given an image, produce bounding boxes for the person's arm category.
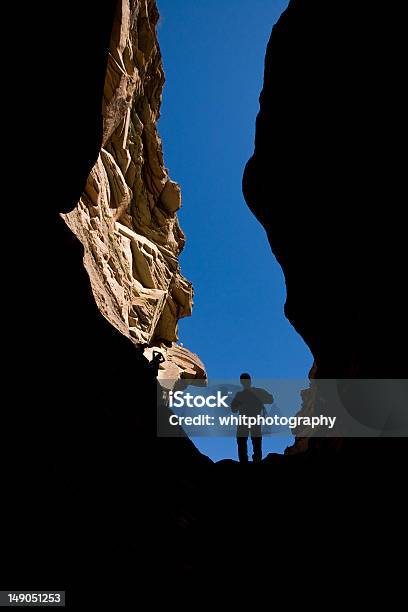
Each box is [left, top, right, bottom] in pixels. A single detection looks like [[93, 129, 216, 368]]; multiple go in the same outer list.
[[253, 387, 274, 404], [231, 394, 241, 413]]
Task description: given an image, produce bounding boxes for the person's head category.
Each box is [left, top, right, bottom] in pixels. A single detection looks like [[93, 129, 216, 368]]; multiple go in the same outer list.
[[240, 373, 251, 389], [153, 350, 165, 363]]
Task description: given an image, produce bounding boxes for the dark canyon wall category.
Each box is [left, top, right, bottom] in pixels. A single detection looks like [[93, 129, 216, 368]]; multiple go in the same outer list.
[[243, 0, 408, 444], [2, 0, 209, 602]]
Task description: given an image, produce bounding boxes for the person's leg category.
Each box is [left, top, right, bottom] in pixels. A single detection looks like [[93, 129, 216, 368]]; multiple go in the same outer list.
[[251, 427, 262, 463], [237, 426, 249, 463], [237, 437, 249, 463]]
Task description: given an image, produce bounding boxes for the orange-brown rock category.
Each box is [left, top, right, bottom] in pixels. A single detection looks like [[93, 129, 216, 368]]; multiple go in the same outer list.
[[63, 0, 205, 380]]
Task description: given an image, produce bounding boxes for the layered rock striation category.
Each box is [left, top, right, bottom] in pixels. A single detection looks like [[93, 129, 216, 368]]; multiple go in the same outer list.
[[63, 0, 205, 380]]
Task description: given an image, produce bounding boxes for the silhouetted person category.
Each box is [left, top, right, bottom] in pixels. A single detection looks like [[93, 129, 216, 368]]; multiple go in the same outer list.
[[148, 350, 165, 377], [231, 373, 273, 463]]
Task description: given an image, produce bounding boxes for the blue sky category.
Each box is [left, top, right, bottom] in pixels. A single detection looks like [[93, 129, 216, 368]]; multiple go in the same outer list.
[[156, 0, 312, 460]]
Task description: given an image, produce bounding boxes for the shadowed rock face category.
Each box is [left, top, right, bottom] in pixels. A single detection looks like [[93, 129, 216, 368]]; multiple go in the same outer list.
[[2, 0, 208, 600], [244, 0, 407, 379], [63, 0, 205, 380], [243, 0, 408, 439]]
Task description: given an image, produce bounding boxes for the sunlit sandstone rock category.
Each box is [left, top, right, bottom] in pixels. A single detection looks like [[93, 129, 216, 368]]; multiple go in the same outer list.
[[63, 0, 205, 381]]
